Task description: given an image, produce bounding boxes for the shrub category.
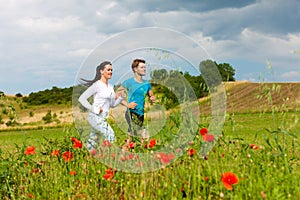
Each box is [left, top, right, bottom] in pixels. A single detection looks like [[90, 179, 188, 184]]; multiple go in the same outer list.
[[42, 110, 53, 124], [29, 111, 34, 117]]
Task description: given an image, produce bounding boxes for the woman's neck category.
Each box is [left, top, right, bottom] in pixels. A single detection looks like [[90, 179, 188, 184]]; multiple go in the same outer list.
[[100, 77, 108, 86]]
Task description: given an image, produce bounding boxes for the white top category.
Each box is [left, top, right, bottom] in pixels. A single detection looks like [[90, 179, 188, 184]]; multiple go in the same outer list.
[[78, 80, 123, 114]]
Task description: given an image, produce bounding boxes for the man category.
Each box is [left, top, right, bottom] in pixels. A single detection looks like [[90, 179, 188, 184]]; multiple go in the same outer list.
[[121, 58, 156, 141]]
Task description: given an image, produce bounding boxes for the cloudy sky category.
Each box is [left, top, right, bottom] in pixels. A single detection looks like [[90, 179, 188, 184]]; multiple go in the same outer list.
[[0, 0, 299, 94]]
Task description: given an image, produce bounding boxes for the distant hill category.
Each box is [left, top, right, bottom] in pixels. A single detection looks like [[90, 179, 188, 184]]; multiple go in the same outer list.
[[1, 81, 299, 130]]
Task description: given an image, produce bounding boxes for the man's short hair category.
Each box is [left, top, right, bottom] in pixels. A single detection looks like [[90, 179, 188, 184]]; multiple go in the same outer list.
[[131, 58, 145, 72]]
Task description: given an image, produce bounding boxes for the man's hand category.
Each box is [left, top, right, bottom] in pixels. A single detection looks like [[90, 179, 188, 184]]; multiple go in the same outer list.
[[128, 102, 138, 109], [149, 95, 156, 103]]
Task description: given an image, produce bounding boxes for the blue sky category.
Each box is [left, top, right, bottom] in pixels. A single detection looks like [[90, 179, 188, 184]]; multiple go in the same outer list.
[[0, 0, 299, 94]]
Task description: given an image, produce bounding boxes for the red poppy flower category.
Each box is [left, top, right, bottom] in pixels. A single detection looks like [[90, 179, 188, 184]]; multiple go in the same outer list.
[[121, 153, 137, 162], [103, 168, 114, 180], [31, 168, 40, 174], [128, 153, 135, 160], [50, 149, 60, 156], [160, 153, 175, 165], [155, 152, 175, 165], [71, 137, 83, 148], [250, 144, 259, 150], [148, 139, 156, 148], [90, 149, 97, 156], [221, 172, 239, 190], [102, 140, 112, 147], [70, 170, 76, 176], [203, 134, 215, 142], [188, 148, 195, 157], [24, 146, 36, 155], [128, 142, 135, 149], [199, 127, 208, 136], [27, 193, 34, 199], [204, 176, 209, 181], [120, 156, 128, 162], [62, 151, 74, 162]]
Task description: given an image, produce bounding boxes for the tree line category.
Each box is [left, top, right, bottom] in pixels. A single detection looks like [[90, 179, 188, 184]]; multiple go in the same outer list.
[[22, 86, 73, 105], [150, 60, 235, 109]]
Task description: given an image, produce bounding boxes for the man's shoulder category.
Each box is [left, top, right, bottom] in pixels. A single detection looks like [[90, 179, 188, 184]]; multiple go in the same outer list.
[[142, 79, 150, 84], [142, 80, 152, 87], [123, 77, 134, 84]]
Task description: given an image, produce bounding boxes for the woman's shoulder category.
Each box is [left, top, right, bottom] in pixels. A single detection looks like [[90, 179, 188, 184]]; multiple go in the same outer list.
[[107, 83, 114, 88], [93, 80, 104, 90], [91, 80, 100, 85]]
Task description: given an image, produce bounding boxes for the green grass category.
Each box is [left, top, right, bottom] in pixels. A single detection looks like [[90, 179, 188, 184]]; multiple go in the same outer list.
[[223, 111, 300, 138], [0, 125, 73, 152], [0, 111, 299, 199]]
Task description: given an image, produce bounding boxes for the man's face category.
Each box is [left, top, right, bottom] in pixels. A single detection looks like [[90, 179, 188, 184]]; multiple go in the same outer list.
[[135, 62, 146, 76]]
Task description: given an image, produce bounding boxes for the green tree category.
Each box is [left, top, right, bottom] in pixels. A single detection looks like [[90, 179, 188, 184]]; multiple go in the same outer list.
[[217, 62, 236, 81], [15, 93, 23, 97], [150, 69, 168, 81], [184, 72, 208, 98]]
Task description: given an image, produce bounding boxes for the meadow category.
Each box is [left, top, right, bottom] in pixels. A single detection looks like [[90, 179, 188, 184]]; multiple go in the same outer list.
[[0, 110, 299, 199], [0, 81, 299, 199]]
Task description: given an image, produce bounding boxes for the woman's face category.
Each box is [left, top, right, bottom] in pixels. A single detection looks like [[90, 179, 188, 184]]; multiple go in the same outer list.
[[102, 64, 113, 80]]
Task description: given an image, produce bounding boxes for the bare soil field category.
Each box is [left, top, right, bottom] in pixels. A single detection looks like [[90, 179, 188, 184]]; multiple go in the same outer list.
[[199, 81, 300, 115]]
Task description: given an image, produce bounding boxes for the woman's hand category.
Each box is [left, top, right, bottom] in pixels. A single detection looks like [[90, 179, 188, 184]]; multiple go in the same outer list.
[[116, 90, 126, 98], [119, 90, 126, 98]]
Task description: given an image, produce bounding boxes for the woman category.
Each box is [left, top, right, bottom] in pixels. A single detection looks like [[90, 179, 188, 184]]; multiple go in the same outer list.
[[78, 61, 125, 150]]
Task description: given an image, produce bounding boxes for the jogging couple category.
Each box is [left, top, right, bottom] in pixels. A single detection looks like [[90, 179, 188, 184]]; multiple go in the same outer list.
[[78, 58, 155, 151]]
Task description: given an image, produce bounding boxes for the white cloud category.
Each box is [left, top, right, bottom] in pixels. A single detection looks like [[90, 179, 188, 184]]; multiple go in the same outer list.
[[281, 71, 300, 79], [16, 16, 83, 33], [67, 48, 93, 58], [193, 28, 300, 70], [103, 1, 118, 10]]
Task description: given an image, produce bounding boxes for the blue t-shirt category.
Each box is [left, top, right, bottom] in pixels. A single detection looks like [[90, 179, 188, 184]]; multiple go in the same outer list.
[[122, 77, 152, 115]]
